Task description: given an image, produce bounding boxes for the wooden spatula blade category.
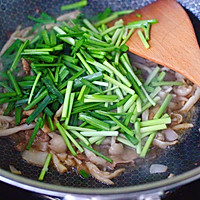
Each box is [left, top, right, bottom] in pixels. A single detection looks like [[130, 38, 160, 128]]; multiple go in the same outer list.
[[118, 0, 200, 87]]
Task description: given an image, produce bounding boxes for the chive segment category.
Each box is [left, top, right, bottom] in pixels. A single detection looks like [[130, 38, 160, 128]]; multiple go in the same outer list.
[[26, 95, 51, 124], [10, 40, 29, 72], [38, 153, 52, 181], [56, 122, 77, 156], [62, 81, 73, 120], [80, 131, 118, 137], [7, 71, 22, 96], [79, 113, 110, 131], [28, 72, 42, 104], [26, 117, 43, 150], [64, 92, 75, 127], [15, 107, 22, 125], [103, 74, 135, 95], [140, 94, 172, 157], [154, 94, 172, 119], [152, 81, 183, 86], [24, 90, 48, 111], [137, 30, 150, 49], [79, 169, 89, 179], [61, 0, 87, 11]]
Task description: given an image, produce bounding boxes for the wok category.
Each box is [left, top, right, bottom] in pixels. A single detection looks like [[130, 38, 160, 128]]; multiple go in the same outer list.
[[0, 0, 200, 199]]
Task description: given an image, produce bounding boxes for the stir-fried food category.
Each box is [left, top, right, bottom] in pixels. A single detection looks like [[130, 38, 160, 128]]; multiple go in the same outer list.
[[0, 1, 199, 185]]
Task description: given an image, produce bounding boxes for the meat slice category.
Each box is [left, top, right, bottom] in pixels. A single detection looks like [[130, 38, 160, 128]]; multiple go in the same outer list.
[[21, 58, 31, 75], [48, 132, 67, 153], [15, 129, 49, 152]]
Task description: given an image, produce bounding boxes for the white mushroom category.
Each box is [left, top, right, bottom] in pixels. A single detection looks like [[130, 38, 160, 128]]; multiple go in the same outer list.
[[35, 141, 49, 152], [156, 132, 165, 141], [172, 123, 193, 131], [174, 85, 193, 97], [0, 115, 15, 129], [158, 91, 167, 100], [153, 139, 178, 149], [170, 113, 183, 124], [56, 153, 67, 161], [180, 86, 200, 112], [85, 162, 125, 185], [9, 165, 22, 175], [52, 153, 67, 174], [0, 123, 35, 137], [0, 115, 14, 122]]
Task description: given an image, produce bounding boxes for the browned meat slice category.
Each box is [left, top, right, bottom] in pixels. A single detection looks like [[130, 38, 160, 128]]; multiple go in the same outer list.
[[21, 58, 31, 75], [15, 129, 49, 152]]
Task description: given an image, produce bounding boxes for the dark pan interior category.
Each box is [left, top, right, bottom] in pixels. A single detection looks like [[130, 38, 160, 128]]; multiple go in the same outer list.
[[0, 0, 200, 188]]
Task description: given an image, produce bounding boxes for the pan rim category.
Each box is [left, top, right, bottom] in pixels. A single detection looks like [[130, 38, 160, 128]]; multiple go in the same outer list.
[[0, 166, 199, 197]]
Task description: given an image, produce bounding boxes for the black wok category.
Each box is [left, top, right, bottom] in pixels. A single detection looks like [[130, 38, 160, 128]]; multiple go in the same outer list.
[[0, 0, 200, 199]]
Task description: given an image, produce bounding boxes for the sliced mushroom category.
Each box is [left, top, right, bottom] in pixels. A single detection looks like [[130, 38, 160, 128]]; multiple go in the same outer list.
[[52, 153, 67, 174], [86, 162, 125, 185], [0, 123, 35, 137], [153, 139, 178, 149], [180, 86, 200, 112]]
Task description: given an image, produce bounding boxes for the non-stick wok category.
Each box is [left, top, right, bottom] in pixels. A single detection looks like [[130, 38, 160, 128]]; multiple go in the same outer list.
[[0, 0, 200, 199]]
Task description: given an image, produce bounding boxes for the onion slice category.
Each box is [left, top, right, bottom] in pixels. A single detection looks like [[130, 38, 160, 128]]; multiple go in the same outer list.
[[150, 164, 168, 174], [9, 165, 22, 175], [163, 128, 179, 141], [172, 123, 193, 131]]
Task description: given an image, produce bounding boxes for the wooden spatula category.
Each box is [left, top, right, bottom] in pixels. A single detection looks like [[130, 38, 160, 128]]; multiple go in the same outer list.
[[113, 0, 200, 87]]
